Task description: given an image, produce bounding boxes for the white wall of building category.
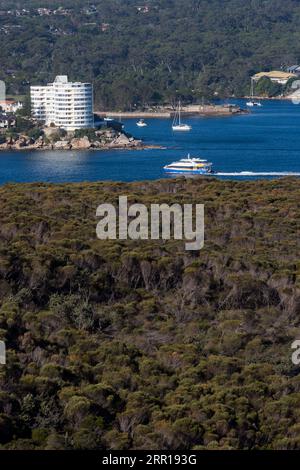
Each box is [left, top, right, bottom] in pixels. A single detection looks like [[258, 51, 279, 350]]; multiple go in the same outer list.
[[31, 75, 94, 131]]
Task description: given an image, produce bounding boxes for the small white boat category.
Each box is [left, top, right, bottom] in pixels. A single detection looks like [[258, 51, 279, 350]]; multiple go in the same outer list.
[[246, 79, 263, 107], [172, 123, 192, 131], [164, 154, 213, 175], [172, 101, 191, 131], [136, 119, 147, 127], [246, 101, 262, 107], [104, 117, 114, 122]]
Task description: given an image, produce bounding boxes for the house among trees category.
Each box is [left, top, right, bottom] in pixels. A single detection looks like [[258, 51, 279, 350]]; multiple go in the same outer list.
[[252, 70, 297, 85], [101, 23, 110, 32], [0, 113, 16, 128], [37, 8, 52, 16], [137, 5, 150, 13], [0, 99, 23, 113]]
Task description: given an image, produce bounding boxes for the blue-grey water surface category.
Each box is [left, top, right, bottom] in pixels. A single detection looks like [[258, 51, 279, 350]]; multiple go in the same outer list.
[[0, 99, 300, 184]]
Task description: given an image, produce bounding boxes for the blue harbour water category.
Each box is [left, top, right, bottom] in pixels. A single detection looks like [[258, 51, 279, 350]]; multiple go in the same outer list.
[[0, 99, 300, 184]]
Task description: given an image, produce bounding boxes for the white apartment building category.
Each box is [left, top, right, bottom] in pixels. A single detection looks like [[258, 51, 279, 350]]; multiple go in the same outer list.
[[30, 75, 94, 131]]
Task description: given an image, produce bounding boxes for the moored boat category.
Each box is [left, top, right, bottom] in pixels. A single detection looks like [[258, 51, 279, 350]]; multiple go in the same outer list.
[[136, 119, 148, 127], [246, 78, 263, 107], [172, 101, 192, 131]]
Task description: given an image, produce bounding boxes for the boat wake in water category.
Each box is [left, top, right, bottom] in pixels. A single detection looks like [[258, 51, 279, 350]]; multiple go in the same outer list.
[[215, 171, 300, 177]]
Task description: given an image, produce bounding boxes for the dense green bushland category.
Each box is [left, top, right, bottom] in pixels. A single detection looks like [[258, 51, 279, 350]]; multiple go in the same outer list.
[[1, 0, 300, 107], [0, 177, 299, 449]]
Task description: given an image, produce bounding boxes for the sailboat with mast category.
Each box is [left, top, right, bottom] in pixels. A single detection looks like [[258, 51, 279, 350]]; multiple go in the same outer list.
[[246, 78, 262, 107], [172, 101, 192, 131]]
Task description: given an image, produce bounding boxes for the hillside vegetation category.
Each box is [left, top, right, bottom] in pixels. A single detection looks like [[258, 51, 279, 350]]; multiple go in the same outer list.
[[1, 0, 300, 107], [0, 178, 299, 449]]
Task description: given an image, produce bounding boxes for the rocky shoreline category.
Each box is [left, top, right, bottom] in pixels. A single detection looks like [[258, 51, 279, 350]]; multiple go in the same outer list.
[[0, 128, 155, 151]]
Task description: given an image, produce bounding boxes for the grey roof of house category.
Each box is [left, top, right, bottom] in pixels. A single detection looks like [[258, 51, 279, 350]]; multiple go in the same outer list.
[[288, 65, 300, 72], [0, 113, 15, 120]]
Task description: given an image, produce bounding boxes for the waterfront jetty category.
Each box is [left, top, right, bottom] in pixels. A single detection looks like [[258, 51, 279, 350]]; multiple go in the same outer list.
[[96, 104, 248, 120]]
